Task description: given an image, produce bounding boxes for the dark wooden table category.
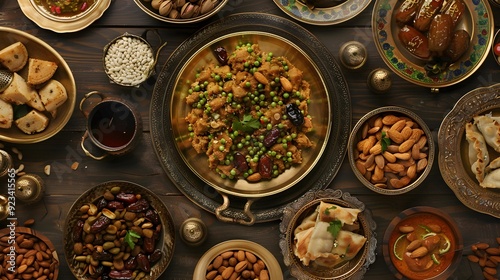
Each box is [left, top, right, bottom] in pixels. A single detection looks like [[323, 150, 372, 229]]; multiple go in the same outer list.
[[1, 0, 500, 279]]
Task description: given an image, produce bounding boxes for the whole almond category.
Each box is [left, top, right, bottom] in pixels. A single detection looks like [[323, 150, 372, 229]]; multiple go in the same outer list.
[[213, 255, 223, 269], [427, 224, 441, 233], [496, 237, 500, 245], [409, 129, 423, 142], [483, 267, 497, 276], [206, 270, 218, 280], [280, 76, 293, 92], [260, 270, 270, 280], [416, 158, 428, 172], [468, 254, 479, 263], [391, 119, 406, 132], [221, 251, 234, 259], [401, 126, 413, 140], [410, 246, 429, 258], [475, 243, 490, 250], [394, 152, 411, 160], [375, 155, 385, 169], [485, 247, 500, 255], [483, 271, 496, 280], [387, 129, 405, 144], [399, 139, 415, 153], [382, 114, 400, 125], [253, 72, 268, 85], [382, 151, 397, 163], [369, 143, 382, 155]]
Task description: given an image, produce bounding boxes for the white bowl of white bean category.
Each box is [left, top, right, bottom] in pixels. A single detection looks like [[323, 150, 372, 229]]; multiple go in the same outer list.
[[348, 106, 435, 195], [193, 239, 283, 280]]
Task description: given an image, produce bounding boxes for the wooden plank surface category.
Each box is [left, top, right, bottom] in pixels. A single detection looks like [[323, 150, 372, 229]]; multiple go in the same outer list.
[[1, 0, 500, 279]]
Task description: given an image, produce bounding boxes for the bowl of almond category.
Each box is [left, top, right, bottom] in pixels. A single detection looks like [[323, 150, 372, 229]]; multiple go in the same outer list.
[[348, 106, 435, 195], [0, 27, 76, 143], [193, 240, 283, 280]]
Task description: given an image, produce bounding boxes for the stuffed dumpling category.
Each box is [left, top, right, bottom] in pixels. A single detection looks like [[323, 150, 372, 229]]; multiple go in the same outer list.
[[474, 114, 500, 152], [465, 122, 489, 183]]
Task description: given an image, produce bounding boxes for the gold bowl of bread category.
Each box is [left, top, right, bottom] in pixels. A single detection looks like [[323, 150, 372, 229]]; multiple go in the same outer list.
[[0, 27, 76, 143]]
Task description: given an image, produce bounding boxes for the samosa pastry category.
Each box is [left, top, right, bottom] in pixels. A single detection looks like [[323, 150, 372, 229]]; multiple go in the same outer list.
[[480, 168, 500, 189], [315, 230, 367, 268], [465, 122, 489, 183], [317, 201, 361, 225], [474, 114, 500, 152]]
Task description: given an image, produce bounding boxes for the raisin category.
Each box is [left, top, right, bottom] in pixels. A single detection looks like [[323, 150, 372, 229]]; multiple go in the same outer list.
[[286, 103, 304, 126]]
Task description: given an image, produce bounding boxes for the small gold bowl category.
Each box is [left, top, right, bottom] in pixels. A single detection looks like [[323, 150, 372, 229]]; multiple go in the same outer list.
[[133, 0, 228, 24], [193, 240, 283, 280], [348, 106, 435, 195]]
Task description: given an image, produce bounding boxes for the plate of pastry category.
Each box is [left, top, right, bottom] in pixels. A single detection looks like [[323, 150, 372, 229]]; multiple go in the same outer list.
[[438, 83, 500, 218]]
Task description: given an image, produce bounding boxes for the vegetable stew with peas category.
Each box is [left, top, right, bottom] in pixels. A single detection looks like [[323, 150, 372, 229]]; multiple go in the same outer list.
[[184, 42, 315, 183], [33, 0, 95, 16]]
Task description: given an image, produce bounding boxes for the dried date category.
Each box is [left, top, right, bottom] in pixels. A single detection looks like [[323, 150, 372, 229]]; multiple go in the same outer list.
[[145, 209, 160, 225], [149, 249, 162, 264], [108, 269, 133, 280], [263, 127, 280, 147], [106, 200, 124, 210], [214, 46, 228, 65], [126, 198, 150, 212], [73, 219, 84, 242], [233, 152, 249, 173], [124, 256, 137, 270], [258, 155, 273, 179], [136, 253, 151, 273], [116, 192, 138, 204], [143, 236, 155, 254], [90, 215, 111, 233]]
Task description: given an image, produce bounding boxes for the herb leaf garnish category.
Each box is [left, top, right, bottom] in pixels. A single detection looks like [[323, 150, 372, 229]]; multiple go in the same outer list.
[[124, 230, 141, 249], [323, 205, 337, 215], [232, 114, 261, 133], [327, 220, 342, 239], [381, 131, 391, 152]]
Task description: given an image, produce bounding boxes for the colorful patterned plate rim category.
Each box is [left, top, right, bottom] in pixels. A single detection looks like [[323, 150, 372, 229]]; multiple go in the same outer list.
[[273, 0, 372, 25], [372, 0, 494, 89]]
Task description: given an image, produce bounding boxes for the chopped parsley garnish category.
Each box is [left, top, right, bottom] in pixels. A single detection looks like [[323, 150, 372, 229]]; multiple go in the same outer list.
[[124, 230, 141, 249], [232, 114, 261, 133], [323, 205, 337, 215], [380, 131, 391, 152], [327, 220, 342, 239]]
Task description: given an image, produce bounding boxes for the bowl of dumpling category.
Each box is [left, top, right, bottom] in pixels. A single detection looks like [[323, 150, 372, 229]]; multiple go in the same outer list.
[[279, 189, 377, 280], [348, 106, 435, 195], [438, 83, 500, 218]]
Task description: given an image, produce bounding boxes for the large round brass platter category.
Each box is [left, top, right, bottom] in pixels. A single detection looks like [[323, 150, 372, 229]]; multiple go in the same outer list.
[[150, 13, 351, 222], [438, 83, 500, 218], [372, 0, 494, 89]]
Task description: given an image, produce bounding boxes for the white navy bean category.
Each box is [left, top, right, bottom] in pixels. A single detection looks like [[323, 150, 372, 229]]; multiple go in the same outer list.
[[104, 36, 154, 86]]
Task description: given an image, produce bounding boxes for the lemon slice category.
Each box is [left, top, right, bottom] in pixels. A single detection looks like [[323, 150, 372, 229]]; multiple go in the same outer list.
[[393, 234, 407, 261]]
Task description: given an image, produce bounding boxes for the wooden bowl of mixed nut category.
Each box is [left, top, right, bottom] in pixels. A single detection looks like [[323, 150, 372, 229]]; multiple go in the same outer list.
[[63, 181, 175, 280], [133, 0, 228, 24], [0, 226, 59, 280], [193, 239, 283, 280], [348, 106, 435, 195]]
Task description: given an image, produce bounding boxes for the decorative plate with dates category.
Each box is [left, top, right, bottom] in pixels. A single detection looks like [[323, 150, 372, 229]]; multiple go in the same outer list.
[[372, 0, 494, 89]]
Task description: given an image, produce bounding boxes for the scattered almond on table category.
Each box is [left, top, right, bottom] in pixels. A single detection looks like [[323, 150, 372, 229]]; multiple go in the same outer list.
[[466, 237, 500, 280]]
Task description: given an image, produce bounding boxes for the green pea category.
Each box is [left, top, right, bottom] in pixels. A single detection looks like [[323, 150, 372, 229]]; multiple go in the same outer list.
[[219, 145, 225, 151]]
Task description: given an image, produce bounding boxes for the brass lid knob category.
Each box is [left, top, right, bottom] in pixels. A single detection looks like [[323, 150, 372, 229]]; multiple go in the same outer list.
[[15, 174, 45, 204], [0, 195, 9, 221], [180, 217, 207, 246], [339, 41, 367, 70], [367, 68, 392, 94]]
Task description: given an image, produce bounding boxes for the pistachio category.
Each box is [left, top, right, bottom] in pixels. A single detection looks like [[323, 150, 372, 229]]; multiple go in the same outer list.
[[151, 0, 165, 10], [180, 2, 195, 18], [159, 0, 173, 16], [200, 0, 216, 14]]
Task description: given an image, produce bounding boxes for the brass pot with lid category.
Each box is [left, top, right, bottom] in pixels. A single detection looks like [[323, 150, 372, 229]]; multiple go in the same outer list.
[[15, 174, 45, 204]]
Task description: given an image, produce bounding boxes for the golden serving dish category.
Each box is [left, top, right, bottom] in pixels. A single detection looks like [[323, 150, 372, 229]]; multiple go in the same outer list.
[[150, 13, 351, 225], [18, 0, 111, 33], [438, 83, 500, 218], [372, 0, 494, 90], [0, 27, 76, 143]]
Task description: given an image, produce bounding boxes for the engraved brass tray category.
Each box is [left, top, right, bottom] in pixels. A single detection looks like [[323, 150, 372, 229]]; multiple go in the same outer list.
[[150, 13, 351, 224], [438, 83, 500, 218]]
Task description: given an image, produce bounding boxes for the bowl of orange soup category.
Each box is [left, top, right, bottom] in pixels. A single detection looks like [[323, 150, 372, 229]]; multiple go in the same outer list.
[[383, 206, 463, 280]]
